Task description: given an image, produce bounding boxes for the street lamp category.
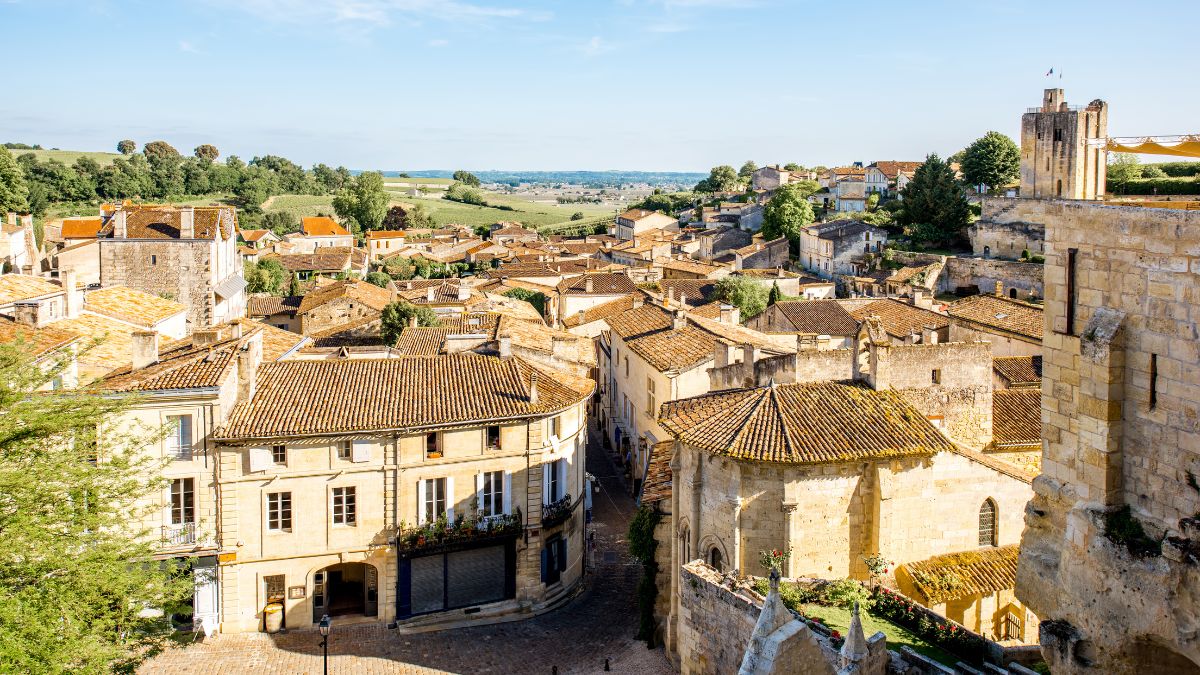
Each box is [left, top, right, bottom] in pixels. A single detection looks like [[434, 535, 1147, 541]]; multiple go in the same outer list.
[[318, 614, 331, 675]]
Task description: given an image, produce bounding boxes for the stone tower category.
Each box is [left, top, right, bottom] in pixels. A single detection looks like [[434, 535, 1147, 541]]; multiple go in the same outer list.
[[1020, 89, 1108, 200]]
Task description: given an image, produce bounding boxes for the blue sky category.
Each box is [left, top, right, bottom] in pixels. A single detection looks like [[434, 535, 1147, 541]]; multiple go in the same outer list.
[[1, 0, 1194, 171]]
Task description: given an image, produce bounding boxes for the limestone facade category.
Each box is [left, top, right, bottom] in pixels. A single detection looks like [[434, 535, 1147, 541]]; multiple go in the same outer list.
[[1016, 199, 1200, 674], [1019, 89, 1107, 200]]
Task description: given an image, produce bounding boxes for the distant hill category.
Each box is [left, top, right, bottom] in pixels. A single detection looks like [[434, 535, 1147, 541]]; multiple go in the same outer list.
[[7, 148, 123, 166], [379, 170, 706, 189]]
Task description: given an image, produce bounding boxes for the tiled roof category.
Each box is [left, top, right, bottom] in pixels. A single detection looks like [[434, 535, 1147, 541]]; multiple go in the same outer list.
[[901, 545, 1020, 605], [265, 248, 363, 273], [734, 268, 802, 279], [53, 313, 142, 376], [807, 219, 882, 240], [847, 299, 949, 339], [247, 294, 302, 316], [658, 279, 718, 305], [393, 326, 461, 355], [556, 273, 637, 296], [297, 279, 393, 314], [992, 389, 1041, 449], [231, 319, 307, 360], [395, 279, 486, 307], [491, 225, 535, 237], [947, 295, 1043, 342], [733, 236, 787, 257], [100, 205, 234, 240], [886, 263, 939, 285], [656, 256, 727, 277], [640, 441, 673, 504], [0, 316, 82, 359], [768, 300, 858, 335], [495, 315, 595, 366], [562, 293, 642, 328], [85, 286, 186, 326], [101, 334, 245, 393], [658, 381, 954, 464], [868, 161, 923, 180], [605, 303, 788, 373], [364, 230, 407, 240], [617, 208, 665, 222], [215, 354, 593, 439], [308, 315, 382, 347], [0, 274, 63, 306], [301, 216, 350, 237], [993, 356, 1042, 387], [61, 216, 103, 239], [239, 229, 271, 242]]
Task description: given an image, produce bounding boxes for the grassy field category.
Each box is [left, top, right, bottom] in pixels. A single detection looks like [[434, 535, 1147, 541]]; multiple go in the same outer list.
[[383, 192, 615, 229], [13, 149, 123, 167], [799, 603, 959, 667], [382, 176, 454, 186]]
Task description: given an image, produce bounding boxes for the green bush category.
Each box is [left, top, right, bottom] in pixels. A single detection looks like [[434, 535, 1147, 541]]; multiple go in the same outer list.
[[1104, 505, 1162, 558], [822, 578, 874, 611], [1108, 177, 1200, 195]]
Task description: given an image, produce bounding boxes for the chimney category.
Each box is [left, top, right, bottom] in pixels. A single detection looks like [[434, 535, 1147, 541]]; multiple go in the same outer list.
[[5, 212, 14, 226], [678, 292, 688, 309], [427, 287, 436, 302], [61, 268, 81, 319], [529, 371, 539, 405], [672, 309, 686, 330], [714, 342, 736, 368], [921, 325, 939, 345], [499, 335, 512, 358], [584, 277, 593, 293], [112, 209, 128, 239], [193, 329, 221, 347], [236, 330, 263, 403], [230, 321, 244, 339], [741, 342, 757, 367], [179, 206, 195, 239], [14, 302, 41, 328], [131, 331, 159, 371], [667, 287, 675, 307], [776, 266, 784, 278], [910, 287, 932, 309], [994, 281, 1003, 297], [408, 314, 418, 328], [551, 335, 573, 361], [632, 295, 644, 309], [457, 279, 471, 301], [719, 303, 739, 325]]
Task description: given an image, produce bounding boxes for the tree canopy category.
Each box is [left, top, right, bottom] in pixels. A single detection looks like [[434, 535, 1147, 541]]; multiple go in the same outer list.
[[715, 275, 768, 320], [694, 165, 741, 193], [761, 182, 815, 248], [244, 258, 288, 295], [116, 139, 137, 155], [959, 131, 1020, 192], [1107, 153, 1141, 193], [142, 140, 180, 161], [193, 144, 219, 163], [738, 161, 758, 179], [0, 147, 29, 214], [897, 153, 970, 247], [380, 301, 440, 346], [502, 288, 546, 316], [452, 170, 481, 187], [332, 171, 389, 231], [0, 342, 190, 672]]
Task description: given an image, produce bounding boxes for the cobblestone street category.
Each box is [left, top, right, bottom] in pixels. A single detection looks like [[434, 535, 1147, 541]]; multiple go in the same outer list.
[[141, 418, 673, 675]]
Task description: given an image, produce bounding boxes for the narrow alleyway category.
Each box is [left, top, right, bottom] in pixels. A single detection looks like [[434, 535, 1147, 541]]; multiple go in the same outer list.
[[140, 416, 673, 674]]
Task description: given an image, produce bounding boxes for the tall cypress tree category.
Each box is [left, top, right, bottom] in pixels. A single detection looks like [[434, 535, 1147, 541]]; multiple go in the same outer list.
[[898, 153, 970, 247]]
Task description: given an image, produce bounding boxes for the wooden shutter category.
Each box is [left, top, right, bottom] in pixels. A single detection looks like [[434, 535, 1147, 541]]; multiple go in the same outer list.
[[180, 415, 193, 456], [502, 472, 512, 515], [474, 472, 484, 519], [248, 446, 272, 473], [417, 479, 427, 525], [351, 439, 370, 463], [542, 463, 550, 505], [445, 476, 455, 523]]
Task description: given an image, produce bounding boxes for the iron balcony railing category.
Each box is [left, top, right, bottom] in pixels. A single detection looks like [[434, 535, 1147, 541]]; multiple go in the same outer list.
[[162, 522, 197, 547]]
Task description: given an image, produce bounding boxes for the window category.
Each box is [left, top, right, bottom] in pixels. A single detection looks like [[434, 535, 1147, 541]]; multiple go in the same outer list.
[[1001, 612, 1023, 641], [337, 440, 352, 460], [1009, 288, 1017, 299], [151, 255, 157, 265], [624, 355, 629, 377], [426, 433, 441, 458], [486, 426, 501, 451], [167, 415, 192, 459], [423, 477, 447, 524], [271, 444, 287, 465], [681, 527, 691, 562], [1056, 179, 1063, 197], [547, 458, 565, 503], [332, 487, 356, 526], [264, 575, 286, 604], [646, 377, 656, 417], [549, 416, 561, 439], [541, 535, 567, 584], [1065, 248, 1078, 335], [709, 547, 724, 572], [1053, 127, 1063, 142], [267, 492, 292, 532], [979, 499, 997, 547], [479, 470, 504, 517], [170, 478, 195, 525], [931, 369, 941, 385], [1150, 353, 1159, 410]]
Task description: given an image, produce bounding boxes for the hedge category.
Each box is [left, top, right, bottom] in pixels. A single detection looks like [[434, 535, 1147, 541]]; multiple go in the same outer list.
[[1107, 177, 1200, 196]]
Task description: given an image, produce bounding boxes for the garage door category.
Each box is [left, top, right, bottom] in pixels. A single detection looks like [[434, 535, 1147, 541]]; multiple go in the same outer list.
[[398, 542, 515, 617]]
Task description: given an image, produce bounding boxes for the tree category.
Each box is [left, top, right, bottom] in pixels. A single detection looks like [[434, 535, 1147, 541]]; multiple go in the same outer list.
[[761, 182, 815, 249], [0, 342, 191, 672], [783, 163, 802, 172], [0, 147, 29, 214], [365, 271, 392, 288], [193, 144, 219, 163], [404, 203, 436, 229], [262, 211, 297, 236], [288, 273, 302, 297], [1108, 153, 1141, 194], [244, 258, 288, 295], [767, 281, 783, 306], [1142, 165, 1167, 179], [445, 182, 487, 206], [383, 256, 415, 280], [715, 275, 768, 320], [380, 301, 440, 346], [694, 165, 741, 193], [897, 153, 971, 247], [332, 172, 388, 231], [738, 161, 758, 179], [960, 131, 1020, 192], [117, 139, 137, 155], [502, 288, 546, 316], [570, 211, 584, 221], [473, 224, 491, 239], [142, 140, 180, 161], [452, 170, 481, 187]]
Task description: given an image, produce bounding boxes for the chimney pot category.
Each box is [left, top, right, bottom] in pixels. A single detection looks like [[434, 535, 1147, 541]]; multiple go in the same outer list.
[[113, 209, 128, 239], [193, 329, 221, 347], [499, 335, 512, 358], [584, 277, 593, 293], [427, 287, 436, 302], [132, 331, 159, 370], [672, 309, 687, 330], [61, 268, 81, 319], [994, 281, 1003, 297], [529, 371, 539, 405], [14, 301, 41, 328], [179, 206, 195, 239]]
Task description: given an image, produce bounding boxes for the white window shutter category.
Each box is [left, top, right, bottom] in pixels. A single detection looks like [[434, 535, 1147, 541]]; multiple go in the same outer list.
[[417, 479, 427, 525], [162, 482, 172, 526], [474, 472, 483, 517], [180, 416, 193, 456], [542, 463, 551, 505], [445, 476, 455, 523], [351, 439, 370, 463], [248, 446, 271, 473], [503, 472, 512, 515], [559, 459, 568, 500]]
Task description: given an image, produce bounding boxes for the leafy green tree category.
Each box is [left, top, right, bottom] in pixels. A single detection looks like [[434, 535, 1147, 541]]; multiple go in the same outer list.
[[142, 140, 180, 161], [502, 288, 546, 316], [1141, 165, 1167, 179], [312, 164, 345, 193], [897, 154, 970, 247], [26, 184, 48, 218], [333, 171, 389, 231], [117, 139, 137, 155], [570, 211, 584, 221], [193, 144, 219, 163], [960, 131, 1020, 192], [452, 170, 481, 187], [738, 160, 758, 179], [445, 182, 487, 206], [473, 224, 491, 238], [631, 190, 695, 215], [767, 281, 782, 306], [365, 271, 392, 288], [715, 275, 768, 320], [405, 203, 436, 229], [783, 162, 802, 172], [262, 211, 297, 236], [288, 273, 302, 297], [1108, 153, 1141, 194], [761, 182, 815, 249], [244, 258, 288, 295], [380, 301, 440, 346], [694, 165, 741, 193], [383, 256, 415, 280], [0, 342, 191, 672], [0, 147, 29, 213]]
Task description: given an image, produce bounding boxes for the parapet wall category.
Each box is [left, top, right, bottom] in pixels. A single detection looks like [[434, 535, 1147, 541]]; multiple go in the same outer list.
[[941, 257, 1044, 300]]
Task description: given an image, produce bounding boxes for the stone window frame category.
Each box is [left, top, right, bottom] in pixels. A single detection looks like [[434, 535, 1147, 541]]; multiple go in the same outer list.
[[978, 498, 997, 547]]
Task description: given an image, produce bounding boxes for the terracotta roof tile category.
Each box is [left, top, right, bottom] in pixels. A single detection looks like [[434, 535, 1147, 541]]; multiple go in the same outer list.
[[247, 294, 302, 316], [847, 299, 949, 339], [562, 293, 642, 328], [659, 381, 954, 464], [215, 354, 593, 439], [901, 545, 1020, 605], [767, 300, 858, 336], [656, 257, 727, 277], [301, 216, 350, 237], [658, 279, 718, 305], [992, 389, 1041, 449], [99, 205, 234, 240], [0, 316, 82, 359], [640, 441, 673, 504], [61, 216, 103, 239], [605, 303, 789, 373], [239, 229, 271, 242], [265, 248, 361, 273], [948, 295, 1043, 342], [868, 161, 923, 180], [297, 279, 393, 314], [556, 273, 637, 296], [0, 274, 63, 306], [364, 230, 407, 240], [992, 356, 1042, 387], [84, 286, 186, 326]]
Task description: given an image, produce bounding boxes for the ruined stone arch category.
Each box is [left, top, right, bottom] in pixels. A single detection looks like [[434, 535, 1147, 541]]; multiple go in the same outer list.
[[698, 535, 729, 573]]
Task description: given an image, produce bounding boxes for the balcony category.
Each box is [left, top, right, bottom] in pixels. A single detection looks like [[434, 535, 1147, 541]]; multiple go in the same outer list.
[[541, 494, 573, 528], [397, 511, 522, 556], [161, 523, 197, 547]]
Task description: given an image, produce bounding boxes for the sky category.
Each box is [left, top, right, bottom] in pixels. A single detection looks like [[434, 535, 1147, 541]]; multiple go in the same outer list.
[[2, 0, 1196, 172]]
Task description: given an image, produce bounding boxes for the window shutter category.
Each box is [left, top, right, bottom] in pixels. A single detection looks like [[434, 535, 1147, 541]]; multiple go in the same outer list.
[[559, 458, 569, 500], [162, 481, 173, 526], [248, 446, 272, 473], [502, 472, 512, 515], [557, 538, 568, 572], [417, 479, 427, 525], [351, 439, 370, 463], [540, 548, 549, 583], [542, 463, 550, 506], [180, 416, 193, 456], [445, 476, 455, 523], [474, 472, 483, 518]]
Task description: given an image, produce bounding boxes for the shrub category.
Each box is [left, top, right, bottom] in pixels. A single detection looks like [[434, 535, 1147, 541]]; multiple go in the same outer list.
[[822, 578, 874, 611], [1104, 505, 1162, 558]]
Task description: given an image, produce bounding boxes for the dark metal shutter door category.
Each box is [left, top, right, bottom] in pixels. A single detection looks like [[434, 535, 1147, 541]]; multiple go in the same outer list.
[[446, 545, 506, 608], [410, 554, 446, 614]]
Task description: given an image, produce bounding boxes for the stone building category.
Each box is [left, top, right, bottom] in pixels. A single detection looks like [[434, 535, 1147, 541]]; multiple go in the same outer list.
[[947, 290, 1043, 358], [1019, 89, 1107, 200], [555, 272, 637, 323], [733, 236, 790, 271], [97, 204, 245, 329], [615, 208, 678, 240], [969, 198, 1046, 259], [288, 216, 354, 252], [210, 354, 593, 633], [295, 278, 393, 335], [1, 213, 37, 273], [1015, 199, 1200, 673], [799, 221, 887, 279], [746, 300, 859, 349]]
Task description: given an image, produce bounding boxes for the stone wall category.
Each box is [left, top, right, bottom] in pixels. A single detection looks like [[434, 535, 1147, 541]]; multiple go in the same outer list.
[[736, 237, 790, 270], [100, 239, 217, 327], [941, 256, 1044, 301], [876, 342, 994, 447]]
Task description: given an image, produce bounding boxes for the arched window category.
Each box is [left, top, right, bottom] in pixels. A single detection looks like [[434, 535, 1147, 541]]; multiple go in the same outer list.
[[979, 499, 997, 547], [1009, 288, 1018, 299], [709, 547, 723, 572], [681, 527, 691, 563], [1056, 179, 1063, 197]]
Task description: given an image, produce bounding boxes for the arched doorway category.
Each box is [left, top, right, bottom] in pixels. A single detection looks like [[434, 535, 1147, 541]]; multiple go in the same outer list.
[[313, 562, 377, 621]]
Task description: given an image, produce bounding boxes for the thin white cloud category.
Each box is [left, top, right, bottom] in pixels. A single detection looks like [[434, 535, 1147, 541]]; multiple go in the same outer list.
[[428, 38, 450, 47], [178, 39, 201, 53], [205, 0, 547, 28], [580, 36, 616, 56]]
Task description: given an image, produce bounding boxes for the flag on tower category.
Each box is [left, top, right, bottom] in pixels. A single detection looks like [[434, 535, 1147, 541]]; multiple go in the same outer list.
[[1045, 67, 1054, 77]]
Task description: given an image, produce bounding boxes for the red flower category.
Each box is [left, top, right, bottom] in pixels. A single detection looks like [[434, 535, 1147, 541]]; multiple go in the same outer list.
[[832, 630, 842, 639], [883, 568, 889, 573]]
